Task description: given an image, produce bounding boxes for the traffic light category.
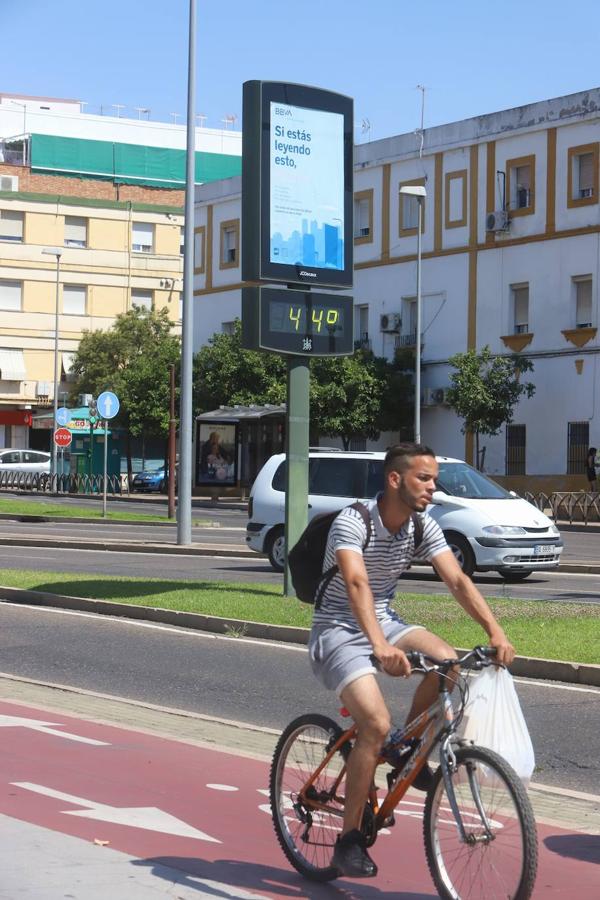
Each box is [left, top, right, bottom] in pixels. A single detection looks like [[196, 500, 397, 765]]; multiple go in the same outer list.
[[89, 397, 98, 426]]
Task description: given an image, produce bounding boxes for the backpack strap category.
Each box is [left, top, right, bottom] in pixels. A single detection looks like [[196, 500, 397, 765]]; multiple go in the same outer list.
[[411, 511, 424, 553], [314, 502, 373, 609]]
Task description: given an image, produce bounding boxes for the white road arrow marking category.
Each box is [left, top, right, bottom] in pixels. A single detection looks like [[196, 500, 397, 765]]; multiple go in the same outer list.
[[0, 715, 108, 746], [11, 783, 220, 842]]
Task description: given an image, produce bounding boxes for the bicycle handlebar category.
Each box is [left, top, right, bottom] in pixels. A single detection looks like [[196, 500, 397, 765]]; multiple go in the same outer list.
[[370, 645, 498, 673]]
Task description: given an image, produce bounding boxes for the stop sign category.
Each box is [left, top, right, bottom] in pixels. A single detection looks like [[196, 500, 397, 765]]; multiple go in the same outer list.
[[53, 427, 72, 448]]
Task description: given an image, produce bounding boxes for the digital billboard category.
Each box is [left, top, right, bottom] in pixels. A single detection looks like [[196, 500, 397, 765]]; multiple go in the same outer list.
[[242, 81, 353, 290]]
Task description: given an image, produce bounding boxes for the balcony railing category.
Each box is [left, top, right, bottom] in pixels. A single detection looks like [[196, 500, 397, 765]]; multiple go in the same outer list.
[[395, 332, 423, 349]]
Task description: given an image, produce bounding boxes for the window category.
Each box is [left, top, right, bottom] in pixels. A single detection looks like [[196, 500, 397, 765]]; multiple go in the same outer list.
[[568, 144, 599, 207], [0, 279, 22, 310], [567, 421, 589, 475], [64, 216, 87, 248], [62, 285, 87, 315], [132, 222, 154, 253], [194, 226, 206, 274], [574, 277, 593, 328], [511, 284, 529, 334], [506, 156, 535, 216], [309, 458, 363, 498], [0, 210, 23, 242], [445, 170, 467, 228], [354, 304, 370, 349], [221, 321, 235, 335], [506, 424, 526, 475], [353, 190, 373, 242], [180, 227, 185, 255], [131, 289, 153, 311], [220, 219, 239, 268], [399, 180, 426, 235]]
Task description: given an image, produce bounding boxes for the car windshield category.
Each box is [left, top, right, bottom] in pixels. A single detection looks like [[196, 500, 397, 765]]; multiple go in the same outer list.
[[436, 461, 511, 500]]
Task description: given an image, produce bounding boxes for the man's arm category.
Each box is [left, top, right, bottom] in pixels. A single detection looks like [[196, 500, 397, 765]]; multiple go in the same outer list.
[[432, 549, 515, 665], [336, 548, 411, 676]]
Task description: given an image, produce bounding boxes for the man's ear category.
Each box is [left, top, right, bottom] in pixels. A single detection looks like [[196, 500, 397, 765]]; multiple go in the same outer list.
[[387, 468, 401, 489]]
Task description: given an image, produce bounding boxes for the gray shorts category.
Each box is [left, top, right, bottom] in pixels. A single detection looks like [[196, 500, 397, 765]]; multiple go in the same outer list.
[[308, 616, 425, 696]]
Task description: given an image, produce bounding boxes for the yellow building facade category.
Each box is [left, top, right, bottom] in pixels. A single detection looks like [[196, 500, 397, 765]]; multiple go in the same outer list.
[[0, 190, 183, 446]]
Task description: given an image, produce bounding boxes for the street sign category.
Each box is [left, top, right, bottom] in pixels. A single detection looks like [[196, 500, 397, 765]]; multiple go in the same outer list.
[[55, 407, 70, 427], [53, 427, 72, 448], [97, 391, 120, 420]]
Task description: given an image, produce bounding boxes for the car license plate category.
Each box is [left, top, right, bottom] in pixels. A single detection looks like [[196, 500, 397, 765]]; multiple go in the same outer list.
[[534, 544, 554, 555]]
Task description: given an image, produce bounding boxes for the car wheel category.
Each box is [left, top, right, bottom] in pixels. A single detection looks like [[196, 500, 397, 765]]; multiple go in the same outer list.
[[443, 531, 475, 577], [159, 480, 166, 493], [499, 569, 533, 582], [267, 527, 285, 572]]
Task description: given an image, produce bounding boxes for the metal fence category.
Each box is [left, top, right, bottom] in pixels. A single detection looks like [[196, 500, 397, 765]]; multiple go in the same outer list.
[[524, 490, 600, 524], [0, 471, 123, 495]]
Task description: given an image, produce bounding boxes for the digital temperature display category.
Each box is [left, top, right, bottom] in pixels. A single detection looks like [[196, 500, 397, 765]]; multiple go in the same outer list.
[[242, 287, 354, 356], [269, 300, 344, 336]]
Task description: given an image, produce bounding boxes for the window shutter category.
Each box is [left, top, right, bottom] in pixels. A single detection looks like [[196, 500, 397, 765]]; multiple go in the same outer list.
[[578, 153, 594, 192], [0, 211, 23, 240], [132, 222, 153, 251], [63, 285, 86, 315], [64, 216, 87, 246], [0, 280, 22, 310]]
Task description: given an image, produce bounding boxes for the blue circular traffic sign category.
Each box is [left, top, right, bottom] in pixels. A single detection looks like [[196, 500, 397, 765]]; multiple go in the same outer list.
[[56, 407, 71, 427], [97, 391, 120, 420]]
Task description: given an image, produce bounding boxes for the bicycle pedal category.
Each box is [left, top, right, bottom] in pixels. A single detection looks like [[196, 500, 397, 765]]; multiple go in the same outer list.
[[381, 813, 395, 828]]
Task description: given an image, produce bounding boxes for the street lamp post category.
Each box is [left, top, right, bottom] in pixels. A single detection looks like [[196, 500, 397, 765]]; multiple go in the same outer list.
[[399, 184, 426, 443], [42, 249, 62, 485]]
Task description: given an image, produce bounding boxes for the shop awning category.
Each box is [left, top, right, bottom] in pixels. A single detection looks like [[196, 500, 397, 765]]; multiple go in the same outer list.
[[0, 348, 26, 381]]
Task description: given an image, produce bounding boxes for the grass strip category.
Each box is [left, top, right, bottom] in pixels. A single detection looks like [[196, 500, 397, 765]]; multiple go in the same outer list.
[[0, 498, 208, 525], [0, 568, 598, 664]]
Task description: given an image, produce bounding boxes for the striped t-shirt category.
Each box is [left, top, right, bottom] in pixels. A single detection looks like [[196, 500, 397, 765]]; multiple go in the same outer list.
[[312, 496, 448, 629]]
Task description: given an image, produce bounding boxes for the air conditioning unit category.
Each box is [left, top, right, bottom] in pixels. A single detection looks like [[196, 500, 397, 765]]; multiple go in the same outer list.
[[486, 210, 509, 232], [380, 312, 401, 333], [422, 387, 450, 407], [35, 381, 51, 399], [0, 175, 18, 192]]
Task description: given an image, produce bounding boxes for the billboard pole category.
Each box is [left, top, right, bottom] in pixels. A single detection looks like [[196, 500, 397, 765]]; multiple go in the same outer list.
[[177, 0, 196, 545], [283, 358, 310, 596]]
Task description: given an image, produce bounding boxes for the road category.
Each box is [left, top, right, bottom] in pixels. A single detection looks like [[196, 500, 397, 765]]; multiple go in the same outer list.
[[0, 602, 598, 797]]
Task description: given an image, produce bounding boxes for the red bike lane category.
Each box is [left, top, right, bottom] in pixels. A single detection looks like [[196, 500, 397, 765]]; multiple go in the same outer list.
[[0, 699, 597, 899]]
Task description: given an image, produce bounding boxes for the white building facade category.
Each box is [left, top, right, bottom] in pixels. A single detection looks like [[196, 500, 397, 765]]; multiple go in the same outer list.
[[193, 88, 600, 490]]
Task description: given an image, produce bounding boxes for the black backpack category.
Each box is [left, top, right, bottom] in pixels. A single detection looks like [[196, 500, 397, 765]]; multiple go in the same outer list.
[[288, 503, 424, 607]]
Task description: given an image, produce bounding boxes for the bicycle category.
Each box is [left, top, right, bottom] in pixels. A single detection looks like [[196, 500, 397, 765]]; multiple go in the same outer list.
[[270, 645, 538, 899]]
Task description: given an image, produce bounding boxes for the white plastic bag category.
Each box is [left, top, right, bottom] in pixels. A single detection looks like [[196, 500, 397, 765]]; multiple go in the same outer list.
[[460, 666, 535, 787]]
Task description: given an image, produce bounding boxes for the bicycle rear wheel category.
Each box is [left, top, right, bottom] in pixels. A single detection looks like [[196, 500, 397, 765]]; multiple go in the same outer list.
[[424, 745, 538, 900], [270, 713, 350, 881]]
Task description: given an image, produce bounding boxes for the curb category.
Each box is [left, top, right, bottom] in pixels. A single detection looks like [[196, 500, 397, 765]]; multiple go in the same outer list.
[[2, 584, 599, 688], [0, 514, 221, 528], [0, 535, 256, 557]]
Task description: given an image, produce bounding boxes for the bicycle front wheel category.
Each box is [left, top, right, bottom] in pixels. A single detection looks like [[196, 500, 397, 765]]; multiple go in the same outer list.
[[424, 745, 538, 900], [270, 713, 350, 881]]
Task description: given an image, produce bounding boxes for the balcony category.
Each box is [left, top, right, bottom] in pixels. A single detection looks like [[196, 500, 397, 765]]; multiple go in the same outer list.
[[395, 332, 423, 349]]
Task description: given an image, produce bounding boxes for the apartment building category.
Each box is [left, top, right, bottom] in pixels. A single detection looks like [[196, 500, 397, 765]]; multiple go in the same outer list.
[[193, 88, 600, 487], [0, 93, 241, 450]]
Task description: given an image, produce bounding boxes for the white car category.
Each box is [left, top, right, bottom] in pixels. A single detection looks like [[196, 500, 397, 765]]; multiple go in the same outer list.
[[0, 448, 51, 473], [246, 450, 563, 581]]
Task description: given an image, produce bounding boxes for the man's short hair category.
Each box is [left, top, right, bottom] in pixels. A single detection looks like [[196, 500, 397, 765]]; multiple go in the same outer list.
[[384, 442, 436, 476]]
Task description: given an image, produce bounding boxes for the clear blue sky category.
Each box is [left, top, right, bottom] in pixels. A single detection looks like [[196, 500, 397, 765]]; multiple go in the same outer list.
[[5, 0, 598, 140]]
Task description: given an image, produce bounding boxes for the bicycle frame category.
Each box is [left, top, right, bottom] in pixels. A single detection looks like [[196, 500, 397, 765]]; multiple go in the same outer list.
[[298, 674, 454, 833]]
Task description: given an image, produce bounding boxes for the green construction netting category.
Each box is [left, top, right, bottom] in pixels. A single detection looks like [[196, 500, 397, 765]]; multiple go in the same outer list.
[[30, 134, 241, 188]]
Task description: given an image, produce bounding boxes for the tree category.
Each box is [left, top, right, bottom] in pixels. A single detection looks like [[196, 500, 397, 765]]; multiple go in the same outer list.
[[446, 346, 535, 469], [193, 321, 413, 447], [70, 307, 181, 481]]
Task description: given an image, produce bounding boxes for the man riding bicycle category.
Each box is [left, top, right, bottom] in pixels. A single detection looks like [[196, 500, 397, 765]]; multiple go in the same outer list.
[[308, 442, 515, 878]]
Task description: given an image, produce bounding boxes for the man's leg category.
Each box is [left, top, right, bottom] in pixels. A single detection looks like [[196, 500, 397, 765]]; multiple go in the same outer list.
[[395, 629, 456, 725], [338, 673, 390, 836]]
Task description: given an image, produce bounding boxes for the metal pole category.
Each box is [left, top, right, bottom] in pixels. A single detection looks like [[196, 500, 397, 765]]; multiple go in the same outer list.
[[177, 0, 196, 545], [102, 420, 108, 517], [283, 357, 310, 597], [168, 363, 176, 519], [51, 252, 61, 487], [415, 199, 422, 444]]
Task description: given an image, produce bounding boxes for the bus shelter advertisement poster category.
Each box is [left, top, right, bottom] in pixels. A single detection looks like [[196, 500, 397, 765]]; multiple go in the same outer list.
[[270, 102, 344, 271]]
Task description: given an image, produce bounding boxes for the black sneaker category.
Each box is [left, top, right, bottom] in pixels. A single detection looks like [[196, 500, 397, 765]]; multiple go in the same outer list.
[[331, 829, 378, 878], [411, 764, 435, 792]]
